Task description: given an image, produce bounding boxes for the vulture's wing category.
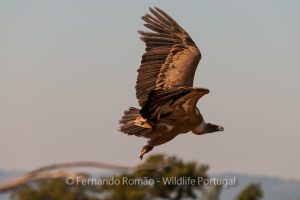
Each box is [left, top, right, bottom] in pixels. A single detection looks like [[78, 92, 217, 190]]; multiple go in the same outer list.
[[140, 87, 209, 120], [136, 7, 201, 106]]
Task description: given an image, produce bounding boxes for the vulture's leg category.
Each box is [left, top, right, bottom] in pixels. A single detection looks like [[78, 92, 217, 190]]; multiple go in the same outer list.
[[139, 145, 153, 160]]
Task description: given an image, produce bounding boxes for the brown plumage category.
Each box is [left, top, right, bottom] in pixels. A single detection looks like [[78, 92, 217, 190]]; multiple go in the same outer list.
[[119, 7, 224, 159]]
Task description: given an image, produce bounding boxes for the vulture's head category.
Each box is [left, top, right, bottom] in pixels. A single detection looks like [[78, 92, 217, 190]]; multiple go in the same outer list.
[[192, 122, 224, 135], [205, 123, 224, 133], [192, 108, 224, 135]]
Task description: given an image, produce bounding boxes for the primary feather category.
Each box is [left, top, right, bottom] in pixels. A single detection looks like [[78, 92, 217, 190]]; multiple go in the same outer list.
[[136, 7, 201, 106]]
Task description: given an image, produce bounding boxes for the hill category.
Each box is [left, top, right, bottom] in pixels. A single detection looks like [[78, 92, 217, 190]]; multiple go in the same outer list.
[[1, 170, 300, 200], [216, 173, 300, 200]]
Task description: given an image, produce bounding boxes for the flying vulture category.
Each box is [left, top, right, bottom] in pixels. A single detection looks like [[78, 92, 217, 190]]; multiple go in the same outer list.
[[119, 7, 224, 159]]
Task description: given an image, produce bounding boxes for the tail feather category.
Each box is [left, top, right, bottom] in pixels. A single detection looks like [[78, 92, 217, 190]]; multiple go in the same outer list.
[[119, 107, 140, 124], [119, 107, 152, 137]]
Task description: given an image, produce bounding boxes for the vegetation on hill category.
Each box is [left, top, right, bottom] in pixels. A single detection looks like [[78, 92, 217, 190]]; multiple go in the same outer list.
[[11, 154, 263, 200]]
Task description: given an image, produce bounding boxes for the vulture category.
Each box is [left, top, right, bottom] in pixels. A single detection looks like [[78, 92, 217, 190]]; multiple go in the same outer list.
[[119, 7, 224, 159]]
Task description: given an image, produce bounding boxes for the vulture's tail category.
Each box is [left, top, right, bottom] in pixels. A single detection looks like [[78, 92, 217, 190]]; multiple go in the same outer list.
[[119, 107, 152, 137]]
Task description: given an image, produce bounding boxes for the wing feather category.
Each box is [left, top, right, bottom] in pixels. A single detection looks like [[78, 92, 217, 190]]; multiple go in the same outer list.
[[140, 87, 209, 120], [136, 7, 201, 106]]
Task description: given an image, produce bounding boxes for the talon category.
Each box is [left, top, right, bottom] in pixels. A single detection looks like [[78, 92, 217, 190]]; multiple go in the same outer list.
[[139, 148, 147, 160], [139, 146, 153, 160]]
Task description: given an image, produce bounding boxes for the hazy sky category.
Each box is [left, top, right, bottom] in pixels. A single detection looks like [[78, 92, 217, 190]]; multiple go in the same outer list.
[[1, 0, 299, 180]]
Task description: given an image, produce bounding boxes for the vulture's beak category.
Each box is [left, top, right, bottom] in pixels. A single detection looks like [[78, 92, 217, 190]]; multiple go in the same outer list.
[[218, 126, 224, 131]]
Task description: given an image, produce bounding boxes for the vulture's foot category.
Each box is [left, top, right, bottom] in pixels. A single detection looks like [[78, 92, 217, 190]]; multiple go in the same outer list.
[[139, 146, 153, 160]]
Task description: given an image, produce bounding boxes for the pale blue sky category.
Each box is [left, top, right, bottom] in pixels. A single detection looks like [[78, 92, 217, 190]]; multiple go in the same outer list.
[[0, 0, 299, 179]]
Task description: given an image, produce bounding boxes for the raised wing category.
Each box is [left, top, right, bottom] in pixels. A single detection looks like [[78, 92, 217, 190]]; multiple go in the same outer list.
[[136, 7, 201, 106]]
